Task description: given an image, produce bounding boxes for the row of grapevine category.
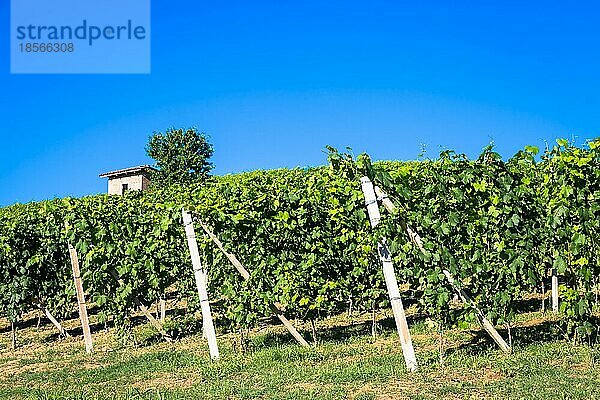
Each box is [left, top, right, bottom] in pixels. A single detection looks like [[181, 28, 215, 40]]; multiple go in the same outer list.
[[0, 139, 598, 344], [0, 167, 375, 337], [359, 140, 599, 340]]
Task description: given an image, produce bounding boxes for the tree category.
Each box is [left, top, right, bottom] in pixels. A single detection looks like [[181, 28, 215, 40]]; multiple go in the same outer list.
[[146, 127, 214, 186]]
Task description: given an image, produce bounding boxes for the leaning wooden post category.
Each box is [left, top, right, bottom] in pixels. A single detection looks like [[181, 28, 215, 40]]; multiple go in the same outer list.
[[360, 177, 418, 372], [36, 304, 70, 338], [551, 268, 559, 313], [374, 186, 511, 354], [68, 244, 93, 353], [196, 218, 310, 347], [107, 270, 172, 342], [442, 270, 511, 354], [182, 209, 220, 360], [135, 299, 173, 342]]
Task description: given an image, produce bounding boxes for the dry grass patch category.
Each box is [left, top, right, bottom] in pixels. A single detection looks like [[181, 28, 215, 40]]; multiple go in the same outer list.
[[131, 373, 196, 390]]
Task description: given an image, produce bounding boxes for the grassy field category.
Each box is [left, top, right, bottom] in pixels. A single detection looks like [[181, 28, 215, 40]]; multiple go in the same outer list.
[[1, 308, 600, 400]]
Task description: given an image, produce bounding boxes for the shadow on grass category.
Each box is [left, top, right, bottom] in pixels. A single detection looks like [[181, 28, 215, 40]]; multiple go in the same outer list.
[[514, 296, 545, 314], [0, 303, 110, 335], [444, 318, 563, 357], [247, 313, 427, 349], [228, 312, 571, 356], [5, 293, 581, 355]]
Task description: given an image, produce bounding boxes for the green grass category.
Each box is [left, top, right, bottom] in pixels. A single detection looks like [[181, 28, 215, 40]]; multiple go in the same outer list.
[[2, 312, 600, 399]]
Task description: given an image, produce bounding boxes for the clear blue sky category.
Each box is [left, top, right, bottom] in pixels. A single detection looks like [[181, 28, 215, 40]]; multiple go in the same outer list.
[[1, 1, 599, 206]]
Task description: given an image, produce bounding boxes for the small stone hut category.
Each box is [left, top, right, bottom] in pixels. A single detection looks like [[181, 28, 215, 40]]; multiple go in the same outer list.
[[99, 165, 157, 195]]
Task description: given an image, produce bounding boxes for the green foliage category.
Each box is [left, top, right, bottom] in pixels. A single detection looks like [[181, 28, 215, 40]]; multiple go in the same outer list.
[[146, 127, 214, 186], [0, 201, 72, 322], [349, 139, 598, 339], [540, 138, 600, 339], [0, 139, 598, 343], [359, 145, 545, 328]]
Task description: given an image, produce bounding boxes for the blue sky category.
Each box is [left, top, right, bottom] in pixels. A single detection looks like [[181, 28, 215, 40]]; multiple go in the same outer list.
[[1, 1, 599, 206]]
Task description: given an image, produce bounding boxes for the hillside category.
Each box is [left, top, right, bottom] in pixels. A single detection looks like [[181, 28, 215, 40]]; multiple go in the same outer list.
[[0, 142, 598, 398]]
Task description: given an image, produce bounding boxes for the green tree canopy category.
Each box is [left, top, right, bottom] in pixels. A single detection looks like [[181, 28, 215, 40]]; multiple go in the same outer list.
[[146, 127, 214, 186]]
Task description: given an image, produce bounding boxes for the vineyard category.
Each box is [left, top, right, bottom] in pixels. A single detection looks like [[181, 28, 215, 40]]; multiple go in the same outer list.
[[0, 139, 599, 359]]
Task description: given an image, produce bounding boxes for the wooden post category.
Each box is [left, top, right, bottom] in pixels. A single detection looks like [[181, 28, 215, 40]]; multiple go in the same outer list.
[[135, 299, 173, 342], [11, 321, 16, 350], [442, 271, 511, 354], [374, 185, 512, 354], [361, 177, 418, 372], [379, 240, 418, 371], [541, 281, 546, 312], [269, 303, 310, 347], [160, 299, 166, 323], [374, 186, 424, 251], [107, 270, 172, 342], [36, 304, 70, 338], [68, 244, 93, 353], [182, 209, 220, 360], [362, 178, 381, 227], [196, 218, 310, 347], [552, 268, 559, 313]]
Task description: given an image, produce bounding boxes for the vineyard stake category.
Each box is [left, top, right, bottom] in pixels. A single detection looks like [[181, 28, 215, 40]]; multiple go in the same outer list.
[[541, 282, 546, 312], [374, 186, 512, 354], [160, 299, 166, 323], [196, 218, 310, 347], [551, 268, 559, 313], [107, 270, 172, 342], [10, 321, 16, 350], [182, 209, 220, 360], [36, 304, 70, 338], [361, 177, 418, 372], [68, 244, 93, 353], [441, 270, 511, 354], [135, 299, 173, 342]]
